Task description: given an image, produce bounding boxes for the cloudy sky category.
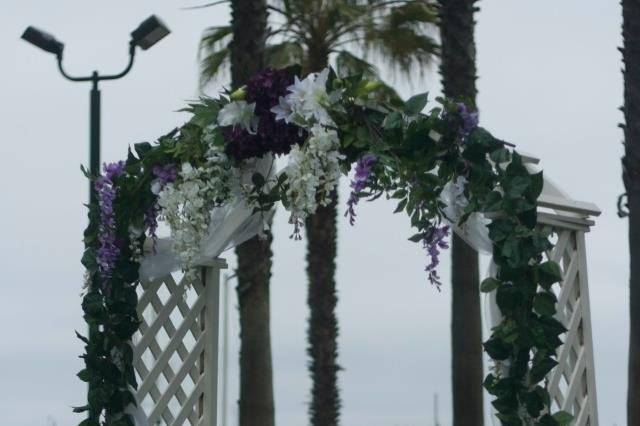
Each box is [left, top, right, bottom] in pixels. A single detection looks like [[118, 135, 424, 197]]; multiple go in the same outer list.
[[0, 1, 627, 425]]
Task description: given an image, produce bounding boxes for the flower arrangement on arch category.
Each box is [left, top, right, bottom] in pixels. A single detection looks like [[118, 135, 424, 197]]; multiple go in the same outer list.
[[77, 67, 571, 426]]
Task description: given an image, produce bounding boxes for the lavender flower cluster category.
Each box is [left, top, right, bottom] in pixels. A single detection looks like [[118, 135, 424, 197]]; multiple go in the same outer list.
[[422, 224, 450, 288], [458, 103, 479, 141], [146, 164, 178, 250], [94, 161, 125, 285], [222, 68, 307, 161], [345, 153, 377, 225]]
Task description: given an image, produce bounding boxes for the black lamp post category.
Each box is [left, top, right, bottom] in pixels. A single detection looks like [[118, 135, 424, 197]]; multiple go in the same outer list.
[[21, 15, 170, 205], [22, 16, 170, 421]]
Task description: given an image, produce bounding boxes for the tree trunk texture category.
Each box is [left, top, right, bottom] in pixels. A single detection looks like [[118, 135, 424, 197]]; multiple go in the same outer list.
[[304, 46, 341, 426], [621, 1, 640, 424], [438, 1, 484, 425], [229, 1, 275, 426]]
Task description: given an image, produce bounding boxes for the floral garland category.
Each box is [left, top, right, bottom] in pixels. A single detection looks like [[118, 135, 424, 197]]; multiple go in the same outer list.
[[76, 66, 572, 426]]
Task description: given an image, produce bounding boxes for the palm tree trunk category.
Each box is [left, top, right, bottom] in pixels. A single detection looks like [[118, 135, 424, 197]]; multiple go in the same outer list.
[[621, 1, 640, 423], [438, 1, 484, 425], [229, 1, 275, 426], [304, 45, 341, 426]]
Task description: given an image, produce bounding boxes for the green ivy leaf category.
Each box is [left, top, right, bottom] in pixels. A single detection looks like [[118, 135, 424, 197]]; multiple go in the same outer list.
[[552, 411, 574, 425], [480, 277, 501, 293], [536, 261, 563, 289], [533, 292, 557, 317], [77, 369, 92, 382], [404, 92, 429, 115], [482, 191, 503, 212], [484, 337, 511, 360], [490, 147, 511, 164], [394, 198, 408, 213], [82, 292, 103, 317], [537, 414, 558, 426], [382, 111, 403, 129], [526, 171, 544, 200], [530, 356, 558, 383], [524, 388, 545, 417], [496, 284, 522, 314], [408, 233, 423, 243], [506, 175, 531, 198], [492, 393, 519, 415], [251, 173, 265, 188], [134, 142, 152, 158]]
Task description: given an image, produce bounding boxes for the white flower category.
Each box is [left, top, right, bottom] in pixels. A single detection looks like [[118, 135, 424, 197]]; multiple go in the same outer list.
[[156, 142, 236, 280], [217, 101, 259, 134], [283, 126, 344, 227], [272, 68, 340, 127], [270, 96, 294, 123]]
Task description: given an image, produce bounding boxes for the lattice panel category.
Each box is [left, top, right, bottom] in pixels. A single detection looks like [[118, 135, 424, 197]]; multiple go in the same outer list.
[[543, 227, 599, 425], [132, 266, 220, 426]]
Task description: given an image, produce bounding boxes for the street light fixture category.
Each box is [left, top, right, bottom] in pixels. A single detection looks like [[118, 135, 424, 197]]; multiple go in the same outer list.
[[20, 26, 64, 57], [21, 17, 169, 422], [21, 15, 171, 204], [131, 15, 171, 50]]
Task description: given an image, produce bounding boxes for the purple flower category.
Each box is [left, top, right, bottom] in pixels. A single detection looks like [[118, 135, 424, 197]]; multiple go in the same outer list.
[[345, 153, 377, 225], [222, 68, 307, 161], [145, 204, 160, 253], [458, 103, 479, 141], [422, 224, 450, 289], [94, 162, 125, 286], [151, 163, 178, 195], [152, 164, 178, 183], [104, 160, 125, 180]]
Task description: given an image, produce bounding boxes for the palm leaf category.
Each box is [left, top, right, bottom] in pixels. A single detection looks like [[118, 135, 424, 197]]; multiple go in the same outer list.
[[198, 26, 233, 86], [335, 49, 378, 78], [362, 1, 439, 78], [265, 41, 305, 69], [200, 47, 231, 86]]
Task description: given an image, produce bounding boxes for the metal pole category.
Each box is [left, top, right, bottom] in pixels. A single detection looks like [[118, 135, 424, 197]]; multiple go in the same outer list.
[[89, 72, 100, 203], [87, 72, 101, 424]]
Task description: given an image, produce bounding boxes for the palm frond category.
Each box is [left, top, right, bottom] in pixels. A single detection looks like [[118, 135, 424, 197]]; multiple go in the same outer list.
[[182, 0, 229, 10], [198, 26, 233, 87], [334, 50, 378, 78], [265, 41, 305, 69], [362, 1, 439, 79]]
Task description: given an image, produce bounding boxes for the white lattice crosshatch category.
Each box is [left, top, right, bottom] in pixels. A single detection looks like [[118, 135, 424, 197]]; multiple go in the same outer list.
[[535, 179, 601, 425], [132, 259, 226, 426]]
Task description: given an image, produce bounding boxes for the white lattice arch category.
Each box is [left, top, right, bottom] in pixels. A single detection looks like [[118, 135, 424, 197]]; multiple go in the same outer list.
[[525, 154, 601, 425], [130, 154, 601, 426], [132, 259, 226, 426]]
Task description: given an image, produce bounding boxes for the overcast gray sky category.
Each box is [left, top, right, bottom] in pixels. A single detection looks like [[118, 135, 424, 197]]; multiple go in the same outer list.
[[0, 1, 627, 425]]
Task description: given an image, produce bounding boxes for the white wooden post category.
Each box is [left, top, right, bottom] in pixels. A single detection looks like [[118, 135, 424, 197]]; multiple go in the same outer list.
[[133, 258, 227, 426], [537, 195, 600, 425]]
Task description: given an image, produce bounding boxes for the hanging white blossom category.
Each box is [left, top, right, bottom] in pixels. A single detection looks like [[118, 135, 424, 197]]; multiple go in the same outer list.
[[156, 137, 235, 279], [284, 125, 344, 237]]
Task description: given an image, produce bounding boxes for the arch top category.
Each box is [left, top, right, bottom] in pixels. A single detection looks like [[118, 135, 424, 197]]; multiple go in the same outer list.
[[520, 150, 601, 226]]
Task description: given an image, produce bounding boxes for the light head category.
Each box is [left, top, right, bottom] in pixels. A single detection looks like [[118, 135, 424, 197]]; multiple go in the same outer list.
[[21, 26, 64, 57], [130, 15, 170, 50]]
